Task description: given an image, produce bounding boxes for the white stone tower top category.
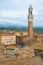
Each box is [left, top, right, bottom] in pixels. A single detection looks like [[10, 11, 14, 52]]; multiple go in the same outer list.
[[28, 5, 33, 21], [29, 5, 33, 15]]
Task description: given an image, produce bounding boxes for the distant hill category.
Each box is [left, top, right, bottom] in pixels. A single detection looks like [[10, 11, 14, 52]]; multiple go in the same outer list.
[[0, 23, 43, 34]]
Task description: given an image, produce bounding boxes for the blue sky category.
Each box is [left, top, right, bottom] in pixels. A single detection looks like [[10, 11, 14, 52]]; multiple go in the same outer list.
[[0, 0, 43, 27]]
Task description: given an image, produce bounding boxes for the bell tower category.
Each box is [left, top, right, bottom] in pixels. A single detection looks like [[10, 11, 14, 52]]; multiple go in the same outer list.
[[28, 5, 33, 38]]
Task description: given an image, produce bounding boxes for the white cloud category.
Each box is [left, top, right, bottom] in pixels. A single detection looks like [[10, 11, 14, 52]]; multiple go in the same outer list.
[[0, 0, 43, 26], [33, 9, 39, 16], [0, 19, 2, 21], [0, 10, 27, 18], [0, 18, 27, 26], [33, 21, 43, 27]]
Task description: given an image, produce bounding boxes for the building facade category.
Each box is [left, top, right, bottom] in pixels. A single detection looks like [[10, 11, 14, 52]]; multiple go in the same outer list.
[[0, 32, 16, 45]]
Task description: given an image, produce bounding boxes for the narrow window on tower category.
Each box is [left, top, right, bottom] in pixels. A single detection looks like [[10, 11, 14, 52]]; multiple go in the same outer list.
[[31, 11, 32, 14]]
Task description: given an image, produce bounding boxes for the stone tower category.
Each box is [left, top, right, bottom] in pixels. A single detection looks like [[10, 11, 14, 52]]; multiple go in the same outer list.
[[28, 5, 33, 38]]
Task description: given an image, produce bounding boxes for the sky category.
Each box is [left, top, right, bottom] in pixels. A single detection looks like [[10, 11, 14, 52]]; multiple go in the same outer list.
[[0, 0, 43, 27]]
